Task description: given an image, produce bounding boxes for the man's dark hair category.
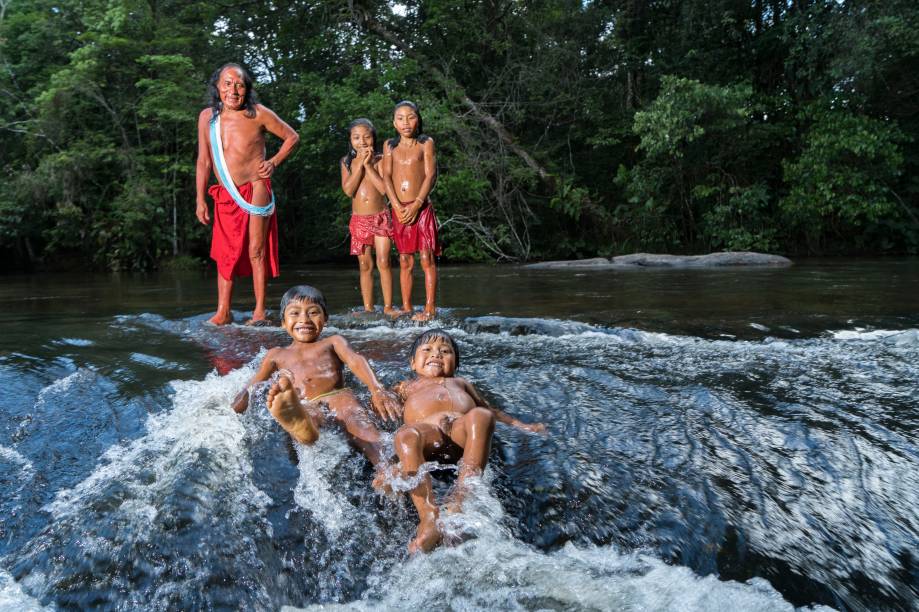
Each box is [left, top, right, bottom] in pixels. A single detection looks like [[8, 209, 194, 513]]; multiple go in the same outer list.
[[280, 285, 328, 319], [409, 328, 460, 369], [388, 100, 430, 149], [207, 63, 258, 120], [342, 118, 378, 172]]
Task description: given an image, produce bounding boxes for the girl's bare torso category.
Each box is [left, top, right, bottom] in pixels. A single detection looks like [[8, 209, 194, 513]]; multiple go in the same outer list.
[[389, 143, 427, 203], [352, 158, 387, 216]]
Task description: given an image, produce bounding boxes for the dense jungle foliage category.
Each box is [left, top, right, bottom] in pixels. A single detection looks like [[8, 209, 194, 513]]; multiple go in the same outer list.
[[1, 0, 917, 270]]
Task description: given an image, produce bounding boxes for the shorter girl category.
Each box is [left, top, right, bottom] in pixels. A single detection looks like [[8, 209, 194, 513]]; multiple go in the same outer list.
[[340, 118, 396, 315]]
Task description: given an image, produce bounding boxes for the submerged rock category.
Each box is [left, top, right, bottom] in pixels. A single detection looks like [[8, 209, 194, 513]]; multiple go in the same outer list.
[[525, 251, 793, 269]]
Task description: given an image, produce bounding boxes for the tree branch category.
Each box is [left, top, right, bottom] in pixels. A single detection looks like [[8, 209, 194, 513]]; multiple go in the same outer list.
[[348, 2, 554, 186]]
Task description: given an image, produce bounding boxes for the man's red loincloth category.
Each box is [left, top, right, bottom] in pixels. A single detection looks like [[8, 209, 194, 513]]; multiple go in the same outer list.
[[349, 209, 393, 255], [392, 199, 441, 255], [208, 179, 280, 281]]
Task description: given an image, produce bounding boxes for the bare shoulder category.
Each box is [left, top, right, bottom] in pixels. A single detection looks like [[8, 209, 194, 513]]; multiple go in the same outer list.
[[453, 376, 475, 390], [265, 345, 289, 366], [197, 108, 213, 125], [322, 335, 352, 356], [456, 376, 486, 399], [255, 103, 280, 123]]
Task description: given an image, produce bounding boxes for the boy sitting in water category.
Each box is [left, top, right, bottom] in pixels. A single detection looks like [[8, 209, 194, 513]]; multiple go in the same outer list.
[[385, 329, 545, 553], [231, 285, 401, 468]]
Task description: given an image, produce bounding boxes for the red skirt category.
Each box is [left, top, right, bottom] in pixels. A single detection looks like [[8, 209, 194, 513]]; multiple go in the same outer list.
[[208, 179, 280, 281], [392, 200, 441, 255], [349, 209, 393, 255]]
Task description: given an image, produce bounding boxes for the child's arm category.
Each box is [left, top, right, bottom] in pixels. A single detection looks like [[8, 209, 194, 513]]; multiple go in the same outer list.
[[329, 335, 402, 421], [231, 349, 280, 413], [340, 155, 366, 198], [402, 138, 437, 225], [462, 378, 546, 433], [381, 140, 405, 219], [363, 154, 387, 195]]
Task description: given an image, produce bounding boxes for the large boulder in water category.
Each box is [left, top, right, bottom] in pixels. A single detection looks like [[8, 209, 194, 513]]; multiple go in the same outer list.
[[525, 251, 793, 269]]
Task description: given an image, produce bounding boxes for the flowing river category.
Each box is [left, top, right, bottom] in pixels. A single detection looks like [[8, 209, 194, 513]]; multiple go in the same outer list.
[[1, 260, 917, 611]]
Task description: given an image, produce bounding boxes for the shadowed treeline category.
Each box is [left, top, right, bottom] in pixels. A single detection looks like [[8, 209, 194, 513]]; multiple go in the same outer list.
[[1, 0, 917, 271]]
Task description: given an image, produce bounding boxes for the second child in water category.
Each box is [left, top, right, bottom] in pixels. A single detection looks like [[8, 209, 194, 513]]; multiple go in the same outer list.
[[387, 329, 546, 553], [341, 119, 396, 316], [381, 101, 440, 321]]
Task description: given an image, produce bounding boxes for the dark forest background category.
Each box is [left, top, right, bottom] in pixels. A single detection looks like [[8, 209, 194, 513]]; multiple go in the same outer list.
[[1, 0, 917, 271]]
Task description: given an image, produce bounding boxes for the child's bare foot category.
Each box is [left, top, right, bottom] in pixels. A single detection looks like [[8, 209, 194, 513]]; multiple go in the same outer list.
[[372, 463, 395, 495], [411, 307, 436, 322], [267, 376, 319, 444], [351, 308, 375, 318], [443, 483, 469, 515], [207, 312, 233, 325], [383, 306, 401, 317], [408, 514, 442, 554]]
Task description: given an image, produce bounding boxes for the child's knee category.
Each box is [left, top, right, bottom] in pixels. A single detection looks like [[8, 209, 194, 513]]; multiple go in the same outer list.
[[358, 256, 373, 273], [394, 427, 422, 456], [419, 251, 436, 269], [469, 407, 495, 430], [376, 255, 391, 271], [399, 254, 415, 269]]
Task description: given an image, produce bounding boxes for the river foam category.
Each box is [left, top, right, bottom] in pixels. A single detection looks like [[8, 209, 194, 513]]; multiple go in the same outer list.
[[3, 312, 916, 609]]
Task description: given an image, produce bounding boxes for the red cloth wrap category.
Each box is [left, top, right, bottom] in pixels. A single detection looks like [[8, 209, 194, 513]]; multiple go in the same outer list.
[[208, 179, 280, 281], [392, 199, 441, 255], [348, 209, 393, 255]]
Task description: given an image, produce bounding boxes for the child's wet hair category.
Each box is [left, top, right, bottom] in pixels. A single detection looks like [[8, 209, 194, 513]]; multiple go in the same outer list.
[[280, 285, 328, 319], [343, 118, 377, 172], [389, 100, 430, 149], [409, 328, 460, 369]]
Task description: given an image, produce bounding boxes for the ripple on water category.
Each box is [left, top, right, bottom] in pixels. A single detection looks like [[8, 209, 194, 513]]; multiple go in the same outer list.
[[2, 315, 917, 610]]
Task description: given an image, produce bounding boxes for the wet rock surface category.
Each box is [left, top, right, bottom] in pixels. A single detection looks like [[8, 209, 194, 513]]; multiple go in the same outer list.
[[526, 252, 793, 269]]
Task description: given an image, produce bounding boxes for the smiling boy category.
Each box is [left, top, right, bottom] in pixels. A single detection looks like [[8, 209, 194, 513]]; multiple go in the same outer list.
[[231, 285, 400, 467]]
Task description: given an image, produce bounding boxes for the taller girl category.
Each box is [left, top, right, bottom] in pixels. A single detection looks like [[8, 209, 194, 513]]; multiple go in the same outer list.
[[381, 101, 440, 321]]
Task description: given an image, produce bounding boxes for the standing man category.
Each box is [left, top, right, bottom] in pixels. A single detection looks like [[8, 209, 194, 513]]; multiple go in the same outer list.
[[196, 63, 299, 325]]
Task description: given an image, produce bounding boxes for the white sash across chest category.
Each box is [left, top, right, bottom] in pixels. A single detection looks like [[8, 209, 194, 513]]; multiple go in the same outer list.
[[209, 114, 275, 216]]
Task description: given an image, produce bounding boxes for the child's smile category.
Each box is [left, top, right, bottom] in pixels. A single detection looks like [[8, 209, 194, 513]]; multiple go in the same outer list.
[[283, 301, 326, 342], [411, 337, 456, 377], [350, 125, 375, 153]]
